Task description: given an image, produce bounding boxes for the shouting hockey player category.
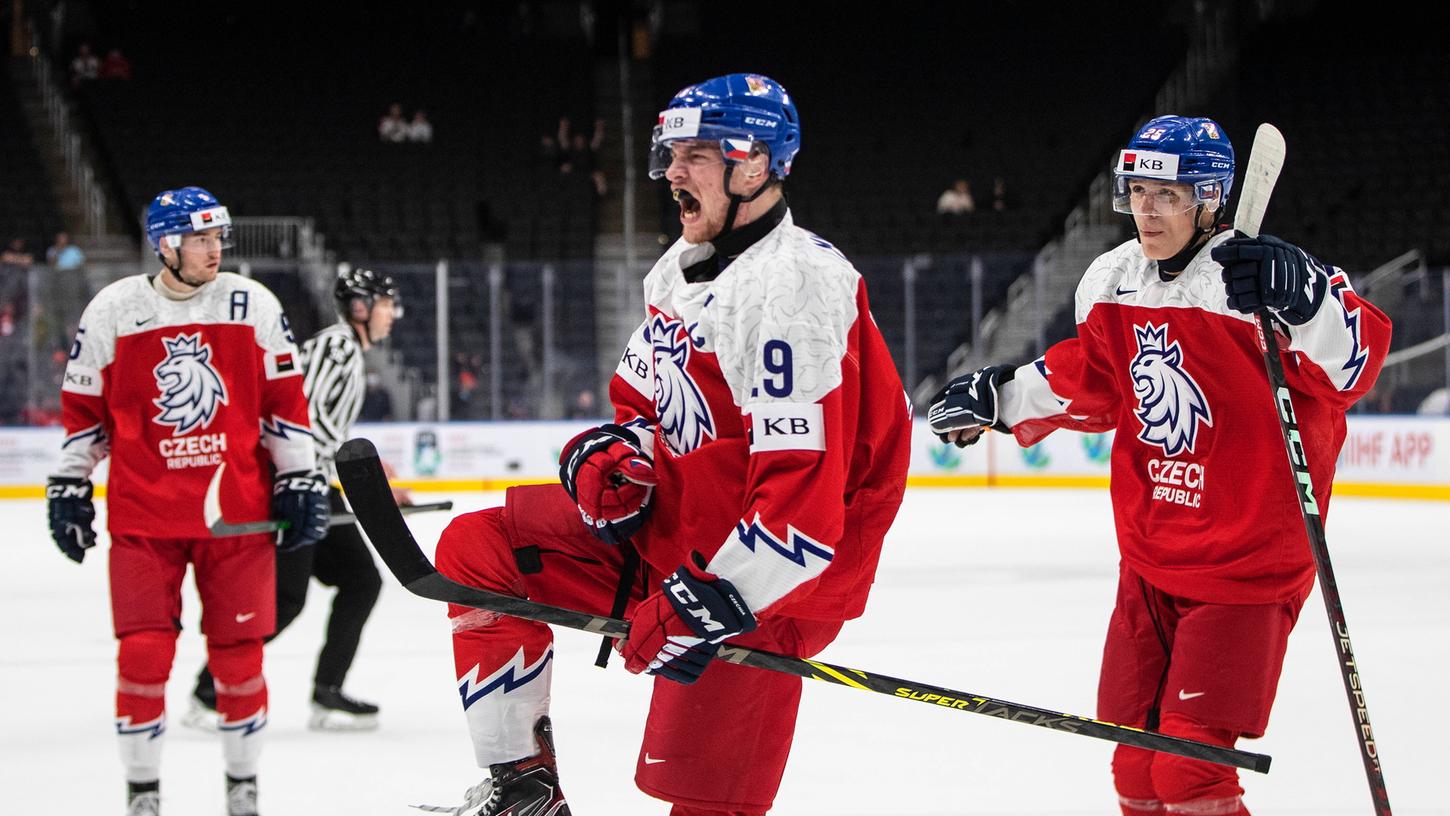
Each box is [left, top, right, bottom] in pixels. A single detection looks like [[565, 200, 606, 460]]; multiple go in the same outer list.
[[927, 116, 1391, 815], [427, 73, 911, 814], [46, 187, 330, 816], [190, 267, 403, 732]]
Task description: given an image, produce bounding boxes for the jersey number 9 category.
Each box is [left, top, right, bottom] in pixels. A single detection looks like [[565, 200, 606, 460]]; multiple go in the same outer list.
[[762, 340, 793, 398]]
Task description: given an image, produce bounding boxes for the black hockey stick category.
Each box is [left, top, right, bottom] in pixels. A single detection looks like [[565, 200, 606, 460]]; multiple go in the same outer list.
[[207, 500, 456, 537], [203, 458, 453, 537], [329, 500, 454, 528], [1236, 124, 1391, 812], [337, 437, 1271, 773]]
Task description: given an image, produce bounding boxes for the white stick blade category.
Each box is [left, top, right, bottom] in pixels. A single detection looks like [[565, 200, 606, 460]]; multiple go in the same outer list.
[[1233, 123, 1286, 238]]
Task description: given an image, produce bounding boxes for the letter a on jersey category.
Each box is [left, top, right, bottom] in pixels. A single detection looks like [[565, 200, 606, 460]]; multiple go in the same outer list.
[[153, 333, 229, 435]]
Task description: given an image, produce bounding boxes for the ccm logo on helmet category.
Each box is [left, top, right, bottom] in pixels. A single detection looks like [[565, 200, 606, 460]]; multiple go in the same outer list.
[[743, 116, 777, 128]]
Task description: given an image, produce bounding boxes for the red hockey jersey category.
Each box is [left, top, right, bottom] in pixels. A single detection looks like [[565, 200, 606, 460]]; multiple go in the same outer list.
[[57, 273, 315, 537], [998, 233, 1391, 604], [610, 210, 912, 621]]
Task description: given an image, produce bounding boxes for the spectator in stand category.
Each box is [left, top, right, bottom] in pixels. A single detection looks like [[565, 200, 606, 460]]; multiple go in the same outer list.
[[46, 232, 86, 271], [587, 118, 607, 196], [2, 238, 34, 269], [0, 240, 33, 320], [378, 103, 408, 143], [936, 179, 976, 215], [407, 110, 434, 144], [98, 48, 133, 81], [537, 134, 562, 171], [555, 116, 574, 165], [452, 352, 483, 418], [567, 388, 598, 419], [992, 176, 1011, 211], [70, 43, 99, 88]]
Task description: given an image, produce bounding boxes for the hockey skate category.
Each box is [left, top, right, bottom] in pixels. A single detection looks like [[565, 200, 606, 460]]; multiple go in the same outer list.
[[226, 775, 258, 816], [179, 687, 220, 732], [126, 781, 160, 816], [416, 716, 570, 816], [308, 685, 380, 731]]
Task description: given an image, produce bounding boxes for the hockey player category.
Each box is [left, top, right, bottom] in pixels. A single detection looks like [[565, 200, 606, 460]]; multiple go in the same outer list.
[[428, 73, 912, 815], [927, 116, 1391, 815], [189, 268, 401, 731], [45, 187, 330, 816]]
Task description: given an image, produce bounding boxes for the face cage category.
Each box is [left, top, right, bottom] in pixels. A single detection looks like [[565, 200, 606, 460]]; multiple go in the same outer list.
[[1112, 176, 1226, 217], [648, 131, 761, 180]]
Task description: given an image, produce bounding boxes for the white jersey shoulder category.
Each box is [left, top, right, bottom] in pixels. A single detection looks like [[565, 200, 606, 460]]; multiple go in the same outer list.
[[81, 273, 290, 340], [1076, 233, 1241, 324], [646, 211, 861, 408]]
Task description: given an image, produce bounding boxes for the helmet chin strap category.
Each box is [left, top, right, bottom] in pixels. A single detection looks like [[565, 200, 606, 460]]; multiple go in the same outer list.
[[718, 164, 776, 238], [159, 246, 207, 289]]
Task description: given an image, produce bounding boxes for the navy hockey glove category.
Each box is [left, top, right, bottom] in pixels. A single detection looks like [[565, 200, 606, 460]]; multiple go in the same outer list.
[[46, 476, 96, 563], [622, 554, 756, 685], [271, 471, 328, 552], [927, 364, 1015, 447], [559, 423, 658, 545], [1212, 233, 1329, 326]]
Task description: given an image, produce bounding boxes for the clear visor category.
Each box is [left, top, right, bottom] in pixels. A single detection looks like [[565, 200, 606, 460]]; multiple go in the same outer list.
[[648, 134, 756, 180], [163, 226, 234, 253], [1113, 177, 1223, 216]]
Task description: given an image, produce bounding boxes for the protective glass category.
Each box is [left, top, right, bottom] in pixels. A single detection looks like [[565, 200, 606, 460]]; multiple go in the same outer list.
[[166, 227, 234, 253], [648, 135, 754, 180], [1113, 177, 1223, 216]]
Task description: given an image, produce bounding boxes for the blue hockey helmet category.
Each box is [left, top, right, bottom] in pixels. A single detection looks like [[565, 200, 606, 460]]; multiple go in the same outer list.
[[145, 186, 233, 251], [1112, 116, 1234, 216], [648, 73, 801, 181]]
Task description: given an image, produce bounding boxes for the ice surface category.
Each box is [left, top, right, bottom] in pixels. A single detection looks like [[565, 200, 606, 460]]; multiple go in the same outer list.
[[4, 489, 1445, 814]]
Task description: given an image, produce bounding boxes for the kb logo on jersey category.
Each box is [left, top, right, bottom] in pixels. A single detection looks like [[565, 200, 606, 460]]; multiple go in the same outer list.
[[153, 332, 229, 435]]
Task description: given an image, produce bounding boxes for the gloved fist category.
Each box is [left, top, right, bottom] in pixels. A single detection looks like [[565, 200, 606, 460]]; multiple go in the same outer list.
[[271, 470, 328, 551], [1212, 233, 1329, 325], [622, 556, 756, 685], [46, 476, 96, 563], [559, 423, 658, 545], [927, 364, 1015, 447]]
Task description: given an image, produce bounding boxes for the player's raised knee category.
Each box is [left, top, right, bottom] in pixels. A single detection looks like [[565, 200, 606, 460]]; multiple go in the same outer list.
[[434, 508, 515, 584]]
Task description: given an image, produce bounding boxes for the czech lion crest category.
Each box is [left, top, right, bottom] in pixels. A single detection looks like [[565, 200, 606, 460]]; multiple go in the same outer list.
[[1130, 322, 1212, 456], [649, 312, 714, 455], [153, 332, 228, 435]]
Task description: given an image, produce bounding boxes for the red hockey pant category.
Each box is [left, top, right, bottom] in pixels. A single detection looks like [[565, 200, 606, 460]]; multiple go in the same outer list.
[[435, 484, 843, 815], [1098, 566, 1305, 815], [110, 533, 274, 727]]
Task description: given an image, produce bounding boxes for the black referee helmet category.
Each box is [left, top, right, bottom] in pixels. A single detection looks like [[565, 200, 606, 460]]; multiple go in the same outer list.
[[334, 267, 402, 319]]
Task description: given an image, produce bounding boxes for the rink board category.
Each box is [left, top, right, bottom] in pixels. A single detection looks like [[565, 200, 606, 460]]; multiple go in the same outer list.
[[1, 415, 1446, 500]]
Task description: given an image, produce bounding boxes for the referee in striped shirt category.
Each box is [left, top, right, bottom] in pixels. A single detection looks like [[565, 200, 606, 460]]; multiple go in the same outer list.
[[189, 268, 403, 731]]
